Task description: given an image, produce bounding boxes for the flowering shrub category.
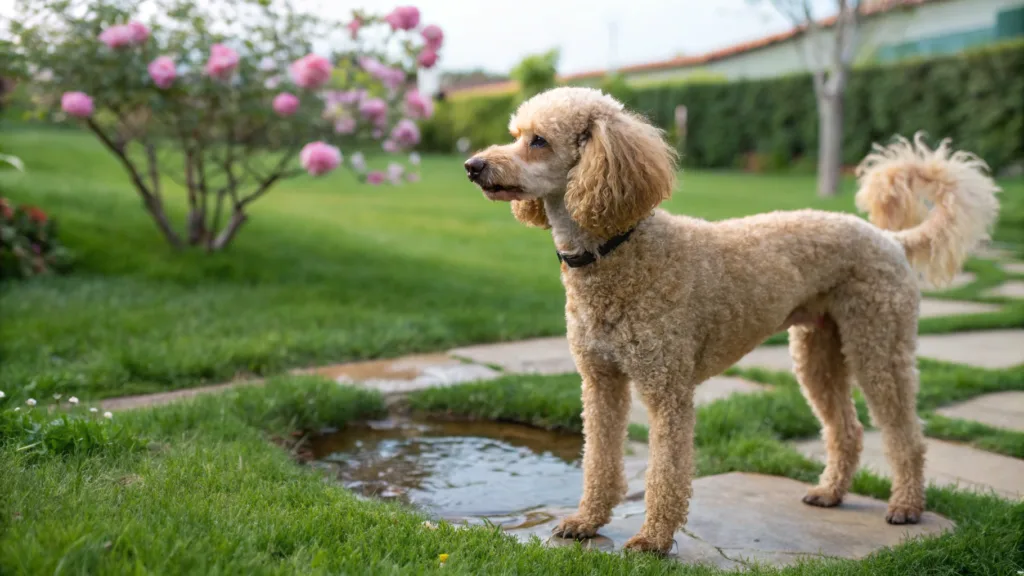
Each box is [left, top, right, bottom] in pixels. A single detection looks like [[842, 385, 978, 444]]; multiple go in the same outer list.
[[0, 197, 74, 280], [8, 0, 444, 251]]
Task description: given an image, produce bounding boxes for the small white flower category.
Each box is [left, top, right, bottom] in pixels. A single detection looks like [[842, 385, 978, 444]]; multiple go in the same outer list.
[[264, 75, 281, 90], [258, 56, 277, 72], [456, 137, 471, 154], [409, 152, 421, 166], [350, 152, 366, 172], [14, 407, 20, 412], [69, 396, 79, 405], [26, 398, 37, 407], [90, 407, 98, 413], [103, 411, 113, 419], [0, 390, 5, 399], [53, 393, 62, 400]]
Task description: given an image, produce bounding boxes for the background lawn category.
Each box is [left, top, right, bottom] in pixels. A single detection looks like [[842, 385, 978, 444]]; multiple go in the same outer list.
[[1, 128, 1022, 403]]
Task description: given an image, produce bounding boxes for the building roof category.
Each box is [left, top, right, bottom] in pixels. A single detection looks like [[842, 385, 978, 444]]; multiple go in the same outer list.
[[447, 0, 932, 98]]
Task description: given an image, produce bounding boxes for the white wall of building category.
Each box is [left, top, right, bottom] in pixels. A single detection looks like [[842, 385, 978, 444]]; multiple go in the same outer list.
[[621, 0, 1023, 84]]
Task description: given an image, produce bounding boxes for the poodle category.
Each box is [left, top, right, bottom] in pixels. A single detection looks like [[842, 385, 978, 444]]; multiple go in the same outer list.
[[463, 86, 1001, 554]]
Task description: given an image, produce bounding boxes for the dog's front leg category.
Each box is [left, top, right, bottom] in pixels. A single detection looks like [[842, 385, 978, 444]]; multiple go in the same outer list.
[[552, 356, 631, 540], [624, 381, 696, 555]]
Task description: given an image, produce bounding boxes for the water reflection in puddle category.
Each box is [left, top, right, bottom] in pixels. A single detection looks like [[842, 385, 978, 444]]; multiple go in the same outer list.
[[311, 418, 584, 528]]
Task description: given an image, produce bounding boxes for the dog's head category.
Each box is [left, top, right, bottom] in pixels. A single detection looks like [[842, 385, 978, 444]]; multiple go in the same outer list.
[[464, 87, 677, 238]]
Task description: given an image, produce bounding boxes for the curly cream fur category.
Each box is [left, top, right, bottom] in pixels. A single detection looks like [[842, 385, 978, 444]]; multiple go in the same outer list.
[[463, 87, 1001, 554], [855, 132, 1001, 288]]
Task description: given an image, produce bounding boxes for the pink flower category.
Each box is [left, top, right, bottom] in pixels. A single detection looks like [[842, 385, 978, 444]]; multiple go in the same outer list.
[[205, 44, 240, 80], [406, 172, 420, 182], [128, 21, 150, 44], [300, 141, 342, 176], [61, 92, 94, 118], [259, 57, 277, 72], [347, 17, 362, 40], [264, 76, 282, 90], [372, 129, 384, 140], [359, 57, 405, 91], [273, 93, 300, 116], [382, 140, 399, 153], [404, 90, 433, 119], [148, 56, 177, 89], [390, 118, 420, 148], [384, 6, 420, 31], [289, 54, 333, 90], [417, 48, 438, 69], [359, 97, 387, 122], [366, 171, 386, 185], [98, 25, 135, 49], [334, 117, 356, 134], [421, 25, 444, 50]]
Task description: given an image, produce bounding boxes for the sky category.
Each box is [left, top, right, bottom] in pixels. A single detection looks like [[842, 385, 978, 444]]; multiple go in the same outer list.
[[0, 0, 840, 76]]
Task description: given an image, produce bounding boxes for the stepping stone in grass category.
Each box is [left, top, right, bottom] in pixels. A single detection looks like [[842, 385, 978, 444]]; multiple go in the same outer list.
[[300, 353, 501, 394], [935, 391, 1024, 433], [794, 431, 1024, 500], [982, 281, 1024, 299], [511, 472, 954, 569]]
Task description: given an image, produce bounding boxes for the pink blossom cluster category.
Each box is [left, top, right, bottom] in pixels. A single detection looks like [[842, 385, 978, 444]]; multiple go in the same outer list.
[[384, 6, 420, 30], [360, 57, 406, 92], [62, 6, 441, 180], [205, 44, 240, 80], [300, 142, 342, 176], [289, 54, 333, 89], [98, 21, 149, 49]]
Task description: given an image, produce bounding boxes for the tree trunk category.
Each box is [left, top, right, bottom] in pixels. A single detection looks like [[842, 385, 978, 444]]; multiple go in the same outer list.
[[143, 197, 184, 249], [210, 209, 247, 251], [816, 93, 843, 198], [187, 209, 206, 245]]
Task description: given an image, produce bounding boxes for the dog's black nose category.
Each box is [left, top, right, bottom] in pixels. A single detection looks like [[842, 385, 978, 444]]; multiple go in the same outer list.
[[464, 157, 487, 181]]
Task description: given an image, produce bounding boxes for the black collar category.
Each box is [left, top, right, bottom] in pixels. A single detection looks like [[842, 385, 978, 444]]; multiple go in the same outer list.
[[556, 227, 637, 268]]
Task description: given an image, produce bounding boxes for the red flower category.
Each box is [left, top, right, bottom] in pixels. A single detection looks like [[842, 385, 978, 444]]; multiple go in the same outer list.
[[23, 205, 48, 223]]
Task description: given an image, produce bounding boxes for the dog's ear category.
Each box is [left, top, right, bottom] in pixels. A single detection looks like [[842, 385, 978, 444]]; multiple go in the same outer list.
[[510, 199, 550, 229], [565, 112, 676, 238]]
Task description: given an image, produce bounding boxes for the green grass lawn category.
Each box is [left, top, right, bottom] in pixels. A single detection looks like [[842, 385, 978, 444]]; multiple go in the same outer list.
[[1, 127, 1022, 406], [3, 364, 1021, 574]]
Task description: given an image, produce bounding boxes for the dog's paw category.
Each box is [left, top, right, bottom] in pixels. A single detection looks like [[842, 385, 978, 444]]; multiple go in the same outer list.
[[801, 487, 843, 508], [623, 533, 673, 555], [885, 504, 922, 525], [551, 515, 602, 540]]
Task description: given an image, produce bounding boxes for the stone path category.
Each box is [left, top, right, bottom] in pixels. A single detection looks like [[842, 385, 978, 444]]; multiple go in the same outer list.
[[794, 432, 1024, 500], [510, 472, 954, 570], [935, 391, 1024, 433], [984, 281, 1024, 299]]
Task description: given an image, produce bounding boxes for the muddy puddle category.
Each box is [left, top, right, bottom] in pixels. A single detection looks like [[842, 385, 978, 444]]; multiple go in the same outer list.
[[310, 418, 584, 529]]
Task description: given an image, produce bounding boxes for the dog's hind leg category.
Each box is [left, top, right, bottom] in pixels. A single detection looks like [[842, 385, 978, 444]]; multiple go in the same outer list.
[[790, 316, 863, 508], [834, 289, 926, 524]]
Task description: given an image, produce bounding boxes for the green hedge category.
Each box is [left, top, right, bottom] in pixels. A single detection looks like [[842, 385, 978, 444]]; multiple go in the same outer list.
[[423, 40, 1024, 173]]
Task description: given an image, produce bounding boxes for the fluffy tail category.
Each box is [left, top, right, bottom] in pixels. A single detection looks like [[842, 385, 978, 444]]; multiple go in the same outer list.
[[855, 132, 1001, 288]]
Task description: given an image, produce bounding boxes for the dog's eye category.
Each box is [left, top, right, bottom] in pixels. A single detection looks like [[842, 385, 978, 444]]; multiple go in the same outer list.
[[529, 135, 547, 149]]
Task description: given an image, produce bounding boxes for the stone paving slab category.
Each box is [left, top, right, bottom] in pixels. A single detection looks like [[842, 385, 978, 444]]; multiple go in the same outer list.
[[1003, 262, 1024, 275], [629, 377, 769, 427], [935, 391, 1024, 433], [511, 472, 954, 569], [98, 380, 261, 412], [794, 431, 1024, 500], [735, 330, 1024, 373], [298, 353, 502, 394], [983, 281, 1024, 299], [918, 298, 1001, 318], [450, 337, 577, 375], [915, 330, 1024, 369]]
